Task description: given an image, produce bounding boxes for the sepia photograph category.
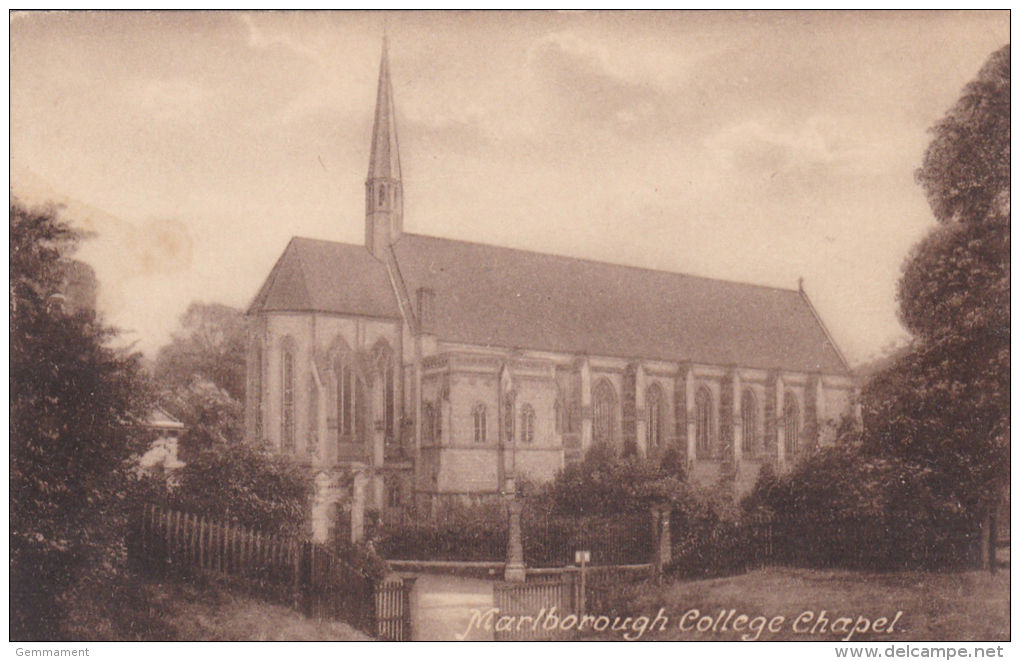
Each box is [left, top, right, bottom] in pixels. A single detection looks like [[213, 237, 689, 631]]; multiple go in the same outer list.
[[8, 10, 1010, 649]]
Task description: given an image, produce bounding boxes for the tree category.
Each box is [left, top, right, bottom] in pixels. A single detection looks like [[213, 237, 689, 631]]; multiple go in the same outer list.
[[154, 302, 246, 400], [10, 199, 151, 639], [153, 302, 247, 454], [861, 45, 1009, 566]]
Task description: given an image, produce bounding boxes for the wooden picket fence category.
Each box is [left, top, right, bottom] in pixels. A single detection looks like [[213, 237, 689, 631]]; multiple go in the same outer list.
[[131, 504, 414, 640], [493, 564, 652, 641]]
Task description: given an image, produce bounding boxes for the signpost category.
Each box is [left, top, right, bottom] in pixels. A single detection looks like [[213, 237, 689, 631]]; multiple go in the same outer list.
[[575, 549, 591, 615]]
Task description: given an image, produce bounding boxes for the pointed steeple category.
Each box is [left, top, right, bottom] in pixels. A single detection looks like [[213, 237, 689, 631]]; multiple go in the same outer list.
[[366, 36, 403, 257]]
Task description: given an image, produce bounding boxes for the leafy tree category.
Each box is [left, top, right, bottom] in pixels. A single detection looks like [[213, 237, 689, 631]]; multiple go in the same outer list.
[[10, 199, 151, 639], [153, 302, 246, 454], [864, 45, 1009, 543], [154, 302, 246, 400], [915, 45, 1009, 226], [745, 46, 1009, 570]]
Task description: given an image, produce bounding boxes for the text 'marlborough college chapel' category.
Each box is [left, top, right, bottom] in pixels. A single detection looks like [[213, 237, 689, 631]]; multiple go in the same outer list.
[[245, 40, 857, 542]]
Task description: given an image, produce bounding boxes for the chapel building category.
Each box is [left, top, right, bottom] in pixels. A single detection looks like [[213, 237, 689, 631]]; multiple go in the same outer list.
[[245, 40, 857, 542]]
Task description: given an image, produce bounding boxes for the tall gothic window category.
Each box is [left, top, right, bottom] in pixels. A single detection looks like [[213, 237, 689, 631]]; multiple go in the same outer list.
[[695, 386, 712, 454], [741, 389, 758, 454], [646, 384, 666, 449], [378, 184, 386, 206], [383, 360, 395, 439], [307, 377, 319, 457], [281, 345, 295, 452], [373, 341, 396, 441], [593, 379, 616, 446], [784, 394, 800, 456], [434, 400, 442, 443], [473, 404, 487, 443], [335, 359, 356, 439], [423, 403, 435, 444], [521, 404, 535, 444]]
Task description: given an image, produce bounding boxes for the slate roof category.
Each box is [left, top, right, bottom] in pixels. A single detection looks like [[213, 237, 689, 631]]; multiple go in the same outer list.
[[249, 233, 849, 374], [248, 237, 399, 319]]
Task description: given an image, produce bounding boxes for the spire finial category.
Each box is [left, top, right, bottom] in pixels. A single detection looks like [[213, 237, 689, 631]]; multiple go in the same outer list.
[[365, 34, 403, 256]]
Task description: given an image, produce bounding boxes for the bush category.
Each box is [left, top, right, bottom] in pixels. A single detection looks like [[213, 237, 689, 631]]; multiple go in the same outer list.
[[375, 500, 508, 562], [743, 443, 980, 570], [539, 443, 686, 515], [136, 441, 314, 538], [665, 481, 760, 578]]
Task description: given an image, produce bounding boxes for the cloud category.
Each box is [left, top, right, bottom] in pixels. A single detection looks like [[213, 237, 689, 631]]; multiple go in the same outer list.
[[525, 31, 666, 137], [704, 115, 876, 178], [239, 13, 320, 60], [135, 77, 210, 123]]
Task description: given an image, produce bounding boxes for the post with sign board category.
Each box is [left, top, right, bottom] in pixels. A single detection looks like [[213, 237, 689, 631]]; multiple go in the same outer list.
[[574, 549, 590, 615]]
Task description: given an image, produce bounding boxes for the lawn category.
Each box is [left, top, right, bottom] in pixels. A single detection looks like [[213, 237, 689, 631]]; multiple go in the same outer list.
[[599, 567, 1009, 642], [64, 574, 372, 641]]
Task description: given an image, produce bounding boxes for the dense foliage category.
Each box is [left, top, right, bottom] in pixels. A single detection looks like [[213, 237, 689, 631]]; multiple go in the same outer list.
[[154, 302, 247, 401], [375, 500, 508, 562], [539, 443, 687, 515], [136, 440, 314, 538], [10, 200, 152, 639], [154, 302, 247, 456], [743, 446, 978, 569], [867, 45, 1009, 531], [745, 46, 1009, 570]]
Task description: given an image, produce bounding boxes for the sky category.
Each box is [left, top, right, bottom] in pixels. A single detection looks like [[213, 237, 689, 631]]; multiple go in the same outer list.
[[9, 10, 1010, 366]]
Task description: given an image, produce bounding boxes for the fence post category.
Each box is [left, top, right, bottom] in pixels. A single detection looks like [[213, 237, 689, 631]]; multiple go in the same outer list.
[[400, 575, 417, 641], [650, 505, 671, 582]]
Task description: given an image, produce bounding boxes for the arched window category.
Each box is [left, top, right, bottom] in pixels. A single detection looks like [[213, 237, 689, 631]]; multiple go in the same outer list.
[[334, 358, 355, 438], [646, 384, 666, 449], [307, 377, 319, 457], [521, 404, 535, 444], [387, 482, 402, 508], [593, 379, 616, 446], [741, 389, 758, 454], [473, 404, 487, 443], [434, 401, 443, 443], [378, 184, 386, 206], [253, 343, 263, 441], [375, 344, 395, 440], [423, 403, 435, 444], [695, 386, 713, 455], [784, 394, 800, 456], [281, 345, 295, 452]]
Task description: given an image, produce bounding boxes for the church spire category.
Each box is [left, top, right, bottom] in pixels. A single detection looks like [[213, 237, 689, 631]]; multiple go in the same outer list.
[[366, 36, 403, 257]]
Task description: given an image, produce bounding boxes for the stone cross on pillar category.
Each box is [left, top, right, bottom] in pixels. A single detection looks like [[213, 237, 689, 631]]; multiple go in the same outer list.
[[504, 499, 526, 582]]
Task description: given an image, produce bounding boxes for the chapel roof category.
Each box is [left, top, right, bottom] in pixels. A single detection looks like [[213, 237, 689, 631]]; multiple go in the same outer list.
[[248, 233, 849, 375]]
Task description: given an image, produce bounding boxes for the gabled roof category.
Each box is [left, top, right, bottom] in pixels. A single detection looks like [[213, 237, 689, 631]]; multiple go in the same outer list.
[[249, 233, 849, 375], [393, 234, 848, 374], [247, 237, 399, 319]]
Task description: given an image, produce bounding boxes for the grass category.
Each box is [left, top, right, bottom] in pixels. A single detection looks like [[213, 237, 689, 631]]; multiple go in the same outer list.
[[598, 567, 1009, 642], [62, 572, 372, 641]]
